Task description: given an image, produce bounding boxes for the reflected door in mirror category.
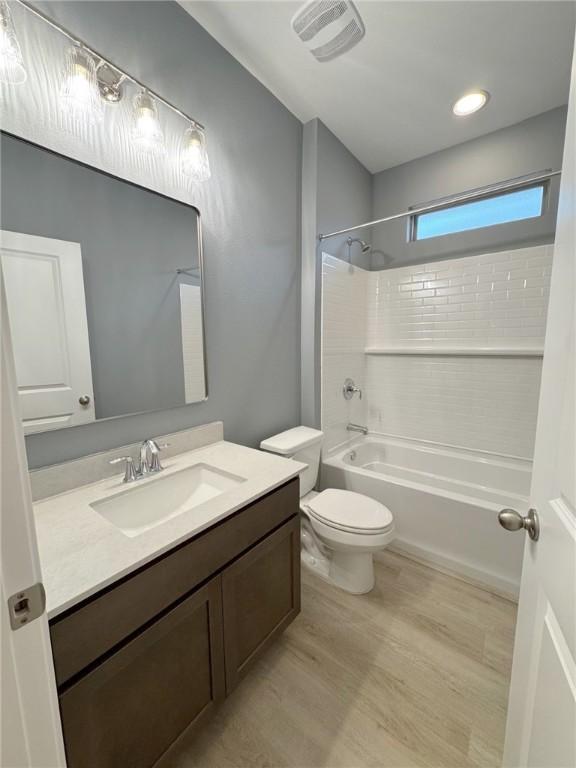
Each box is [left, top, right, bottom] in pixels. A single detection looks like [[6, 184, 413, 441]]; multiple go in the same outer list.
[[1, 230, 95, 434], [0, 132, 207, 434]]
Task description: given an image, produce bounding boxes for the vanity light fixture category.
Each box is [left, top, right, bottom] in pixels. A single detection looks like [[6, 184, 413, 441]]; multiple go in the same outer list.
[[96, 61, 125, 104], [180, 124, 211, 182], [131, 89, 165, 156], [0, 0, 27, 84], [452, 90, 490, 117], [59, 44, 104, 124], [11, 0, 212, 180]]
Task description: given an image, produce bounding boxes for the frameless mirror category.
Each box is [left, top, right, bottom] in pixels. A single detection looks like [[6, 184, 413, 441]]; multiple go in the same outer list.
[[0, 132, 207, 434]]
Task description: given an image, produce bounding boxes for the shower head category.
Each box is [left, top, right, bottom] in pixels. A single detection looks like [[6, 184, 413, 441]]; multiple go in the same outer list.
[[347, 237, 371, 253]]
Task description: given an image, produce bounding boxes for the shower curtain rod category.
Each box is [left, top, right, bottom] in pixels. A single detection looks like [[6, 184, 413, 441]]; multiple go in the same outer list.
[[318, 169, 562, 241]]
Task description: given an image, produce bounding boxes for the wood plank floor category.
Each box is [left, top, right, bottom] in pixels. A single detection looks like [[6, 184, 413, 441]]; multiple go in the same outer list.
[[159, 551, 517, 768]]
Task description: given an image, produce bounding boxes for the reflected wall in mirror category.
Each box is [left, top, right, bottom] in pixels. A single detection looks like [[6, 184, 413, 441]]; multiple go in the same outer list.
[[0, 133, 207, 434]]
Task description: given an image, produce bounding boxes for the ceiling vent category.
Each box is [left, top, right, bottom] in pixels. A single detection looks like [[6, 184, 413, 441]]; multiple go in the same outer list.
[[291, 1, 365, 62]]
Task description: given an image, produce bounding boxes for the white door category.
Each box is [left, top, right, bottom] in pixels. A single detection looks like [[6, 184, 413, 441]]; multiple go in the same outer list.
[[0, 230, 95, 434], [1, 270, 66, 767], [502, 44, 576, 768]]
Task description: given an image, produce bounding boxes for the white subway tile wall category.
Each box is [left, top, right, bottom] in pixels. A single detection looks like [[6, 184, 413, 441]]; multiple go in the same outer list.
[[367, 246, 552, 348], [321, 255, 368, 450], [321, 246, 552, 459], [365, 356, 543, 457]]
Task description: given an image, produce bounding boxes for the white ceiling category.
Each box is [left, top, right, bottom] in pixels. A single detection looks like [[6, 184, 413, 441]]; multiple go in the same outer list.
[[180, 1, 575, 173]]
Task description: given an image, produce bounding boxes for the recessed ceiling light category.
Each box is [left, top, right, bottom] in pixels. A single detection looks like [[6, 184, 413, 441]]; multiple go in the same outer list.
[[452, 90, 490, 117]]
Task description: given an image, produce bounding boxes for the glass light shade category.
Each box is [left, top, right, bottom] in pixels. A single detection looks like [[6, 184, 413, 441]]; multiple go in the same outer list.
[[59, 45, 103, 124], [180, 126, 211, 182], [131, 90, 165, 156], [0, 0, 27, 85]]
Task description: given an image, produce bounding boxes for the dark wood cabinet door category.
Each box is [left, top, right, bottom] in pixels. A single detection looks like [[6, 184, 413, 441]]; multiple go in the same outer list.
[[222, 516, 300, 692], [59, 577, 225, 768]]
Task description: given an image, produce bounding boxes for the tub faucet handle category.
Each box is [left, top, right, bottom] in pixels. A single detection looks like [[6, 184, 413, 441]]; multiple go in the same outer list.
[[343, 378, 362, 400]]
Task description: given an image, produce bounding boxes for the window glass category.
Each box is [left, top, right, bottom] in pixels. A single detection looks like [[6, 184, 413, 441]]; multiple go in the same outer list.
[[413, 185, 545, 241]]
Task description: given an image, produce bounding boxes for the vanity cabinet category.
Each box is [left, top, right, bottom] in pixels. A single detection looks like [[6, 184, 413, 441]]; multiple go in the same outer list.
[[49, 479, 300, 768], [222, 518, 300, 690], [59, 578, 225, 768]]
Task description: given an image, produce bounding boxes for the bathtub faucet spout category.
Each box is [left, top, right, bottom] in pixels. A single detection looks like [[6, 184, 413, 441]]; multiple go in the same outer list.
[[347, 423, 368, 435]]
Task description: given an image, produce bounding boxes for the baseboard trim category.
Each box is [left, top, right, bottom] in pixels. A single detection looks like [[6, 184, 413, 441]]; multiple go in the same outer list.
[[379, 540, 519, 604]]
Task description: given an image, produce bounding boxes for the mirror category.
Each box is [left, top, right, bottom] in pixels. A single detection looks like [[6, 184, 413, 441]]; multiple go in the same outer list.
[[0, 132, 207, 434]]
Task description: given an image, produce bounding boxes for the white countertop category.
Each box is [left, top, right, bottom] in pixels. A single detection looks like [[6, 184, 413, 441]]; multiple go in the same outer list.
[[33, 440, 305, 619]]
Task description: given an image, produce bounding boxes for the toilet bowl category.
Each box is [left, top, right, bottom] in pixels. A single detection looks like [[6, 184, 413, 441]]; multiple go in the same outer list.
[[260, 427, 395, 594]]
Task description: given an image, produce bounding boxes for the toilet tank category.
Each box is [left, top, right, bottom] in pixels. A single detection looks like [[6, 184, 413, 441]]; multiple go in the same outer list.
[[260, 427, 324, 497]]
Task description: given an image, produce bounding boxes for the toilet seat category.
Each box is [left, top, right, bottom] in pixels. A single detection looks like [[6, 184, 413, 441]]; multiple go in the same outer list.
[[305, 488, 393, 535]]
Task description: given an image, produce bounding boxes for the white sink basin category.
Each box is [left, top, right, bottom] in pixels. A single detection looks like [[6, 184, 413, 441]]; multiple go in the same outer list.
[[90, 464, 246, 537]]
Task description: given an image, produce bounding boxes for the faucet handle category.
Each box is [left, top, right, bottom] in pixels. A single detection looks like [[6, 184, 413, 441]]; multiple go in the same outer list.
[[343, 378, 362, 400], [109, 456, 138, 483]]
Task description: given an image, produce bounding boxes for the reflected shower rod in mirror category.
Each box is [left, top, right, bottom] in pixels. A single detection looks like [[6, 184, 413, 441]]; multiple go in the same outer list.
[[12, 0, 204, 131], [318, 168, 562, 241]]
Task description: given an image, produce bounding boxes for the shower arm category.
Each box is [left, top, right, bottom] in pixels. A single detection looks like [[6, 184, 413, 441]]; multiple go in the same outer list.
[[318, 168, 561, 242]]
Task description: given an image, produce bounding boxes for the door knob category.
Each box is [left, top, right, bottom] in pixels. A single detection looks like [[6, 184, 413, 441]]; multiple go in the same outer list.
[[498, 508, 539, 541], [78, 395, 91, 406]]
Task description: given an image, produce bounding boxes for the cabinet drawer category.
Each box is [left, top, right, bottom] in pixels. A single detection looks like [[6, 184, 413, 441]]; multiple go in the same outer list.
[[51, 478, 299, 686], [222, 515, 301, 692], [59, 577, 225, 768]]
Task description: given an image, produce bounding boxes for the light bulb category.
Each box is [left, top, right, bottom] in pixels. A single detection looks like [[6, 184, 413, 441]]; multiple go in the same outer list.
[[180, 125, 211, 182], [59, 45, 103, 124], [452, 90, 490, 117], [131, 90, 165, 156], [0, 0, 26, 85]]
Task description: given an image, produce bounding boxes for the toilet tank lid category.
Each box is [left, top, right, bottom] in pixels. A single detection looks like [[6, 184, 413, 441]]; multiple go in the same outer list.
[[260, 426, 324, 456]]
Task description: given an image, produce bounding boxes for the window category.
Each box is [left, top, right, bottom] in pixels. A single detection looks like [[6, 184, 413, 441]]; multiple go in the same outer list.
[[411, 184, 546, 241]]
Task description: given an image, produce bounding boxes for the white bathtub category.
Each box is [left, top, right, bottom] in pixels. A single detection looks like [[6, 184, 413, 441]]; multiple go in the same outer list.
[[321, 435, 529, 598]]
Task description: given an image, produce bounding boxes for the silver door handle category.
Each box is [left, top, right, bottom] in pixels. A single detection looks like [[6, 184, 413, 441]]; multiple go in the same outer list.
[[79, 395, 91, 406], [498, 508, 539, 541]]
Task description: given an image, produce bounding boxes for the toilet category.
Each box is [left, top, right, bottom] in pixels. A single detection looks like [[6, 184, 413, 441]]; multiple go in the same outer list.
[[260, 426, 394, 594]]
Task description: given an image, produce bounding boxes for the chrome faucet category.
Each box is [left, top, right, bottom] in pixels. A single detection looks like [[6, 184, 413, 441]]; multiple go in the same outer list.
[[142, 438, 166, 474], [109, 439, 168, 483], [347, 423, 368, 435], [139, 440, 151, 475]]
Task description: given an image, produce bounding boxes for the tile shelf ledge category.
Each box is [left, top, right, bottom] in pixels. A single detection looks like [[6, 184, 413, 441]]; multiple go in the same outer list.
[[364, 347, 544, 357]]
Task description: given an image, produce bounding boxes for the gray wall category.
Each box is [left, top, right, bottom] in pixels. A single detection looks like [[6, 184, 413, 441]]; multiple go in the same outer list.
[[2, 133, 200, 419], [316, 121, 373, 270], [300, 119, 372, 428], [23, 1, 302, 468], [371, 107, 567, 269]]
